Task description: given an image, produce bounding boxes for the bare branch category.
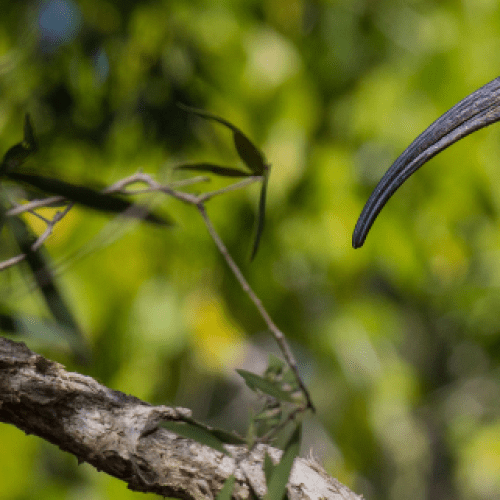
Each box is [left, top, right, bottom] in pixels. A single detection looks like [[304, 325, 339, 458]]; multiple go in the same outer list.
[[0, 337, 361, 500], [196, 204, 315, 412]]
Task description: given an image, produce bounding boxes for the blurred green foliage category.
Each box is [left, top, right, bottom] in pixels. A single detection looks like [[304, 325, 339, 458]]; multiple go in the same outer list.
[[1, 1, 500, 499]]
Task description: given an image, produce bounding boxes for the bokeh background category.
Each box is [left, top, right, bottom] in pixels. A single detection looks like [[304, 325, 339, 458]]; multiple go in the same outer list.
[[1, 1, 500, 499]]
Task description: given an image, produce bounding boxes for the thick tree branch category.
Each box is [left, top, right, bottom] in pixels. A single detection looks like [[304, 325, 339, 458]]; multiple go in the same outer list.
[[0, 336, 362, 500]]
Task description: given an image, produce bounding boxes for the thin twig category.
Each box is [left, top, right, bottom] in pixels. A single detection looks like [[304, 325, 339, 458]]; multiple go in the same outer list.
[[197, 203, 315, 412], [1, 170, 315, 414], [197, 176, 262, 203], [0, 202, 75, 271], [6, 196, 66, 215]]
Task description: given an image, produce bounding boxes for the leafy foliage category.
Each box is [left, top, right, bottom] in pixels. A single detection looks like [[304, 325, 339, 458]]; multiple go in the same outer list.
[[178, 104, 269, 259]]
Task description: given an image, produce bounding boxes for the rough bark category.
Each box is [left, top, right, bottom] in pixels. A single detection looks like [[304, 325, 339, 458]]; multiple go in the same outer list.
[[0, 336, 363, 500]]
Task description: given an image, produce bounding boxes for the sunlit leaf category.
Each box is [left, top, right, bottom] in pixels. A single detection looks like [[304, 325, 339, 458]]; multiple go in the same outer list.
[[160, 420, 228, 455], [215, 475, 236, 500], [6, 172, 173, 226], [250, 174, 268, 261], [178, 103, 267, 175], [175, 162, 251, 177], [264, 424, 301, 500], [237, 369, 296, 403]]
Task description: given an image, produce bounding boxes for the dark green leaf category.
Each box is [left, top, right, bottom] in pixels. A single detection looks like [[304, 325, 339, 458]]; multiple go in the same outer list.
[[264, 425, 301, 500], [178, 103, 267, 174], [175, 163, 251, 177], [160, 421, 228, 455], [250, 174, 268, 261], [6, 172, 173, 226], [216, 475, 236, 500], [233, 130, 266, 175], [236, 369, 296, 403], [6, 215, 90, 361], [1, 145, 33, 174], [0, 114, 37, 175]]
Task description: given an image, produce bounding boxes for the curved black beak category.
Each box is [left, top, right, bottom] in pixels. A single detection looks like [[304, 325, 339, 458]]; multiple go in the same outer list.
[[352, 77, 500, 249]]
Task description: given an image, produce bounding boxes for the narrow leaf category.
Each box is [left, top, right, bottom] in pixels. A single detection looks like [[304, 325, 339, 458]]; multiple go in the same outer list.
[[1, 145, 33, 174], [216, 475, 236, 500], [264, 453, 275, 486], [236, 369, 296, 403], [233, 130, 266, 175], [264, 425, 301, 500], [0, 114, 37, 174], [180, 416, 246, 444], [160, 421, 228, 455], [178, 103, 267, 174], [6, 172, 173, 226], [250, 174, 268, 261], [209, 427, 246, 445], [175, 163, 251, 177]]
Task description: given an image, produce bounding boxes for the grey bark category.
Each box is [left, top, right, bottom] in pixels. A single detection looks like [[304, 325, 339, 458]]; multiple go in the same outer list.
[[0, 336, 363, 500]]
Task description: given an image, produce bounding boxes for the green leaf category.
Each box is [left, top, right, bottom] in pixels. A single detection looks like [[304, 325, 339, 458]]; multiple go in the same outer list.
[[236, 369, 296, 403], [178, 103, 267, 175], [264, 452, 276, 486], [264, 425, 301, 500], [175, 162, 252, 177], [233, 129, 266, 175], [1, 145, 32, 174], [6, 172, 173, 226], [179, 415, 246, 445], [160, 421, 229, 455], [6, 215, 90, 361], [250, 174, 268, 261], [209, 427, 246, 445], [0, 114, 37, 175], [267, 354, 286, 373], [254, 406, 282, 423], [216, 475, 236, 500], [246, 417, 257, 449]]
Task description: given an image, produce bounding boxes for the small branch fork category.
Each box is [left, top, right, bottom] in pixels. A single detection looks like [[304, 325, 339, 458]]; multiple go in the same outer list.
[[1, 171, 315, 413]]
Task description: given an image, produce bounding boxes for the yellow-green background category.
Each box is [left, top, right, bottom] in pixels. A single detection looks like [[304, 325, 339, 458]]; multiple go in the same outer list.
[[1, 1, 500, 499]]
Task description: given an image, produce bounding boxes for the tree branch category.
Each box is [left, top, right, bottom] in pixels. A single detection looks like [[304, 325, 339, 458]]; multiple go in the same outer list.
[[0, 336, 362, 500]]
